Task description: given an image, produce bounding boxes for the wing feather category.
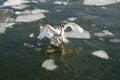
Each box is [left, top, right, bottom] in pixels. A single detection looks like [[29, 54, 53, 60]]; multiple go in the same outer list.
[[37, 24, 59, 40], [64, 23, 90, 39]]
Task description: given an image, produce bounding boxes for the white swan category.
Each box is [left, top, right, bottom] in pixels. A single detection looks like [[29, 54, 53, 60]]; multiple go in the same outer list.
[[38, 23, 90, 46], [38, 24, 69, 46]]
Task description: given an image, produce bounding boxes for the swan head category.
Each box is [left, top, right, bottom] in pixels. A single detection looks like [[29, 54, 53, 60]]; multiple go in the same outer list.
[[61, 24, 64, 28]]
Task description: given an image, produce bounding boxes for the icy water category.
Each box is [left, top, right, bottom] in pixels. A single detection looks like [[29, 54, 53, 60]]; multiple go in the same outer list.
[[0, 0, 120, 80]]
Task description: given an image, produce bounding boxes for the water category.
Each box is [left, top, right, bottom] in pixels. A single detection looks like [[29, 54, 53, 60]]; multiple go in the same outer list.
[[0, 0, 120, 80]]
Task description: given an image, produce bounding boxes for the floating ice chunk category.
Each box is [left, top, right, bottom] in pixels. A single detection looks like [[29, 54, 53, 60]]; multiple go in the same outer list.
[[7, 23, 15, 28], [34, 48, 42, 51], [92, 50, 109, 59], [3, 0, 29, 6], [98, 38, 105, 41], [62, 20, 69, 23], [68, 17, 77, 21], [3, 0, 30, 10], [15, 9, 49, 15], [62, 2, 68, 5], [101, 7, 107, 9], [16, 13, 45, 22], [31, 9, 49, 14], [15, 11, 21, 15], [38, 0, 47, 3], [94, 33, 106, 37], [15, 10, 31, 15], [0, 22, 15, 34], [30, 0, 47, 3], [110, 38, 120, 43], [12, 4, 29, 9], [54, 1, 63, 4], [91, 24, 96, 27], [94, 30, 114, 37], [29, 33, 34, 38], [36, 43, 43, 46], [0, 27, 6, 34], [54, 1, 68, 5], [23, 42, 34, 48], [41, 59, 58, 71], [46, 49, 55, 53], [15, 9, 47, 22], [83, 0, 120, 6], [103, 30, 114, 36]]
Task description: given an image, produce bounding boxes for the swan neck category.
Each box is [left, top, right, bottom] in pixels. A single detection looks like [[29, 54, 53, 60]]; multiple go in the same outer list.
[[60, 27, 63, 36]]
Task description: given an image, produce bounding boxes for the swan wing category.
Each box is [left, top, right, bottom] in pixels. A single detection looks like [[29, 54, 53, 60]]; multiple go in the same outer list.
[[64, 30, 90, 39], [63, 23, 84, 32], [38, 24, 57, 40], [64, 23, 90, 39]]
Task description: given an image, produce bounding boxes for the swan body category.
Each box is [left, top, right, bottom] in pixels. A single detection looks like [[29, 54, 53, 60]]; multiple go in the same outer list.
[[38, 23, 90, 46]]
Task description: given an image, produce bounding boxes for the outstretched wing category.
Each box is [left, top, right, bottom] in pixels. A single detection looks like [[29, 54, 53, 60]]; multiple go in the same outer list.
[[64, 23, 90, 39], [37, 24, 58, 40]]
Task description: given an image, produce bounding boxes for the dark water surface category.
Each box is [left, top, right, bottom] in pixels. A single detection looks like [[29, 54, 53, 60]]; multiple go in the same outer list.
[[0, 0, 120, 80]]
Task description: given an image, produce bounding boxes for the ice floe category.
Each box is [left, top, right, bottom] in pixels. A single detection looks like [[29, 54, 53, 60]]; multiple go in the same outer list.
[[83, 0, 120, 6], [29, 33, 34, 38], [23, 42, 34, 48], [41, 59, 58, 71], [15, 9, 47, 22], [68, 17, 77, 21], [101, 7, 107, 9], [15, 13, 45, 22], [2, 0, 31, 9], [31, 9, 49, 14], [92, 50, 109, 59], [0, 22, 15, 34], [110, 38, 120, 43], [3, 0, 29, 6], [94, 30, 114, 37], [54, 1, 68, 5], [38, 0, 47, 3], [12, 4, 29, 9], [0, 9, 15, 34]]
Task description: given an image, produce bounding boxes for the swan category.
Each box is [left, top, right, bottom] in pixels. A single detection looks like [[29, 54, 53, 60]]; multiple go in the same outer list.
[[37, 23, 90, 46], [38, 24, 69, 46]]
